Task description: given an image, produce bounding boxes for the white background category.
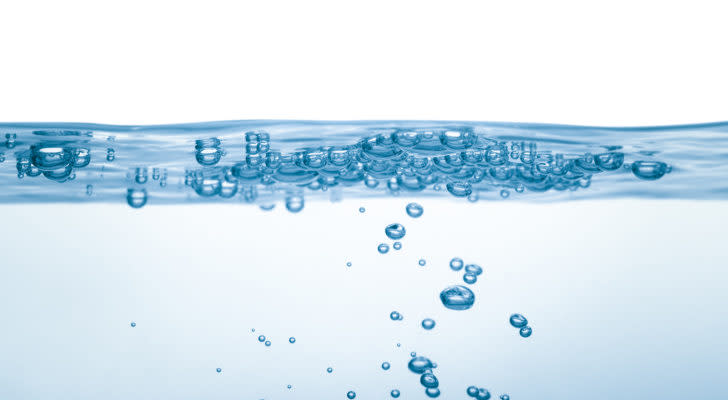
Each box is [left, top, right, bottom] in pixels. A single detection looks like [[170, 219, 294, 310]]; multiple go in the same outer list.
[[1, 0, 727, 125], [1, 1, 728, 400]]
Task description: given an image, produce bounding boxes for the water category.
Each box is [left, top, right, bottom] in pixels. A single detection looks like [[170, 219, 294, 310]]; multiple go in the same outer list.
[[1, 120, 727, 399]]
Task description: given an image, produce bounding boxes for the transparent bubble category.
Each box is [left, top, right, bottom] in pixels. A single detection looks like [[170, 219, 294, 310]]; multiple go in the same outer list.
[[390, 311, 403, 321], [421, 318, 436, 330], [519, 326, 533, 338], [382, 361, 391, 370], [391, 389, 401, 398], [346, 262, 352, 267], [216, 368, 222, 373], [287, 385, 292, 389], [467, 386, 479, 397], [406, 202, 424, 218], [500, 395, 510, 400], [289, 337, 296, 344], [347, 391, 356, 399], [106, 148, 115, 161], [393, 241, 402, 250], [420, 372, 439, 388], [85, 184, 93, 196], [258, 335, 266, 342], [425, 387, 441, 398], [419, 259, 426, 266], [632, 160, 668, 180], [475, 388, 491, 400], [465, 264, 483, 276], [450, 257, 464, 271], [446, 182, 472, 197], [385, 223, 406, 240], [130, 322, 136, 328], [126, 189, 148, 208], [500, 189, 510, 198], [509, 314, 528, 328], [408, 356, 433, 374], [285, 195, 305, 213], [440, 285, 475, 310], [463, 273, 477, 285], [378, 243, 390, 254], [265, 340, 271, 346], [410, 352, 416, 357], [327, 367, 333, 373], [359, 207, 366, 213]]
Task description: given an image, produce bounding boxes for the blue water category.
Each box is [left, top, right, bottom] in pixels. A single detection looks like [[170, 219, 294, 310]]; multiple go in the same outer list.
[[1, 120, 727, 399], [2, 120, 728, 206]]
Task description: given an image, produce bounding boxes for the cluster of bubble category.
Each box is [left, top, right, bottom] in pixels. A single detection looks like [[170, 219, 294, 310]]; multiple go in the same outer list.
[[509, 313, 533, 338], [14, 143, 91, 182], [449, 257, 484, 285], [135, 128, 670, 208], [408, 355, 442, 398], [378, 222, 406, 254], [257, 334, 272, 347]]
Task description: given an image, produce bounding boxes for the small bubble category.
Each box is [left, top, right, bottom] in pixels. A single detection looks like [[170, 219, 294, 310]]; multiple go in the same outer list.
[[519, 326, 533, 338], [467, 386, 479, 397], [467, 193, 479, 202], [285, 195, 305, 213], [126, 188, 148, 208], [450, 257, 464, 271], [130, 322, 136, 328], [410, 351, 416, 357], [346, 262, 352, 267], [421, 318, 436, 330], [287, 385, 292, 389], [327, 367, 333, 373], [85, 184, 93, 196], [632, 160, 668, 180], [408, 356, 433, 374], [378, 243, 390, 254], [425, 387, 441, 398], [382, 361, 391, 370], [391, 389, 401, 398], [390, 311, 403, 321], [476, 388, 491, 400], [265, 340, 271, 346], [420, 372, 439, 388], [251, 328, 255, 332], [463, 273, 477, 284], [509, 314, 528, 328], [216, 368, 222, 373], [500, 395, 510, 400], [406, 202, 424, 218], [500, 189, 510, 198], [385, 223, 406, 240], [465, 264, 483, 276], [359, 207, 366, 213], [393, 241, 402, 250], [258, 335, 266, 342], [440, 285, 475, 311], [419, 259, 426, 266], [396, 343, 401, 347], [289, 337, 296, 344], [347, 391, 357, 399]]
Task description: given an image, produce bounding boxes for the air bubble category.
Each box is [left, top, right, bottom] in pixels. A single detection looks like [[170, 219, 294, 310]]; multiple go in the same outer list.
[[440, 285, 475, 310], [450, 257, 464, 271], [509, 314, 528, 328], [406, 202, 424, 218], [421, 318, 436, 330], [385, 223, 406, 240]]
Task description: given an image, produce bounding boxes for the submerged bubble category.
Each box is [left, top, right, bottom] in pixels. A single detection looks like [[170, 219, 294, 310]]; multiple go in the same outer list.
[[465, 264, 483, 276], [391, 389, 401, 398], [347, 391, 357, 399], [476, 388, 491, 400], [467, 386, 479, 397], [285, 195, 305, 213], [425, 387, 441, 398], [385, 223, 407, 240], [500, 395, 510, 400], [359, 207, 366, 213], [500, 189, 510, 198], [420, 372, 439, 388], [130, 322, 136, 328], [408, 356, 433, 374], [382, 361, 391, 370], [216, 367, 222, 373], [519, 326, 533, 338], [265, 340, 271, 346], [287, 385, 292, 389], [509, 314, 528, 328], [421, 318, 436, 330], [126, 189, 148, 208], [346, 262, 352, 267], [289, 337, 296, 344], [258, 335, 266, 342], [106, 148, 115, 161], [410, 351, 416, 357], [85, 184, 93, 196], [378, 243, 390, 254], [450, 257, 464, 271], [406, 202, 424, 218], [327, 367, 333, 373], [393, 241, 402, 250], [446, 182, 472, 197], [463, 273, 477, 284], [440, 285, 475, 310], [390, 311, 403, 321], [632, 160, 668, 180], [419, 259, 426, 266]]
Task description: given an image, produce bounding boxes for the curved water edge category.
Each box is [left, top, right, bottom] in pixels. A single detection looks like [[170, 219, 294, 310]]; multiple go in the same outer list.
[[1, 120, 727, 208]]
